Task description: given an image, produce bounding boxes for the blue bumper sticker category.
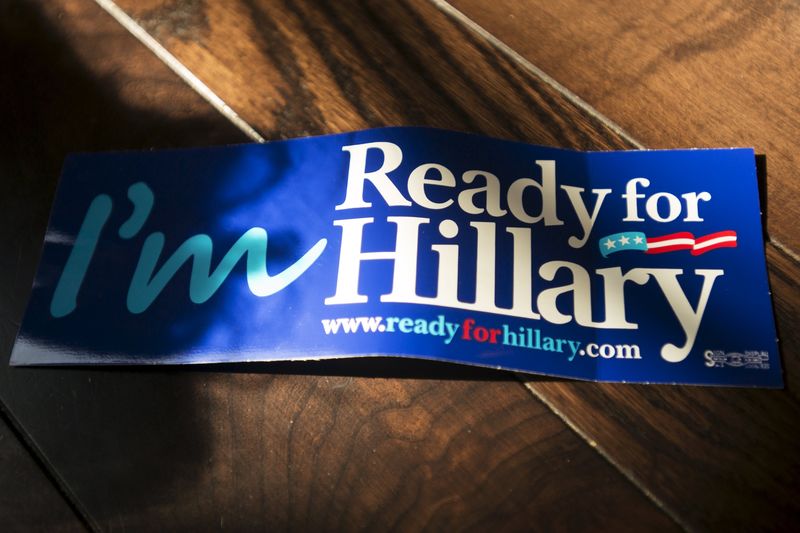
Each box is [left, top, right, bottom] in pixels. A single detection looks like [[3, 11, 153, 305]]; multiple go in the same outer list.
[[11, 128, 781, 387]]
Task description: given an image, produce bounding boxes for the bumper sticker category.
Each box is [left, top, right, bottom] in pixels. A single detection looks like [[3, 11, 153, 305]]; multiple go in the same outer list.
[[11, 127, 782, 387]]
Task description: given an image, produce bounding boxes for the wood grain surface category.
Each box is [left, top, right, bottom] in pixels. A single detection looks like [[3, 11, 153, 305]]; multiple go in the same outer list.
[[442, 1, 800, 528], [1, 0, 797, 530], [0, 0, 682, 530], [448, 0, 800, 259], [108, 0, 800, 530]]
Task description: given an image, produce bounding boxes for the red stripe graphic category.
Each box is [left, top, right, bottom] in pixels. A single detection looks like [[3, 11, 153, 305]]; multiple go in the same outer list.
[[645, 232, 695, 254], [691, 230, 737, 255], [645, 231, 737, 255]]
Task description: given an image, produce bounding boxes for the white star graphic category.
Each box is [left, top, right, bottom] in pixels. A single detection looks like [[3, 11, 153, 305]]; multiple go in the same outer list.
[[604, 238, 616, 250], [633, 235, 644, 245], [619, 235, 630, 246]]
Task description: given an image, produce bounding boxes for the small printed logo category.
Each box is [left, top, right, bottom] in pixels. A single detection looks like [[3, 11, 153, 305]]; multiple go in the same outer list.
[[704, 350, 770, 369]]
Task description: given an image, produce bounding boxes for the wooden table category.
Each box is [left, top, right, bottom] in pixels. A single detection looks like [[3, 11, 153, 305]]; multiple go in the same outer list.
[[0, 1, 797, 530]]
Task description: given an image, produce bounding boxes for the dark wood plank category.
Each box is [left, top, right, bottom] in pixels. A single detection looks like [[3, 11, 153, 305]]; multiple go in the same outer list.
[[105, 0, 800, 529], [526, 245, 800, 531], [447, 0, 800, 257], [122, 0, 630, 148], [0, 414, 85, 532], [0, 0, 677, 530]]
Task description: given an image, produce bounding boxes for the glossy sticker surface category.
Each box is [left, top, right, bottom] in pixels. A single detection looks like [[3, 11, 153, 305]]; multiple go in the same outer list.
[[11, 128, 781, 387]]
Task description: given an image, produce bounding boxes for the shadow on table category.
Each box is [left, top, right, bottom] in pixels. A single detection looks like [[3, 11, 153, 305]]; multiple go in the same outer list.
[[43, 357, 531, 381], [0, 2, 551, 529], [0, 0, 243, 528]]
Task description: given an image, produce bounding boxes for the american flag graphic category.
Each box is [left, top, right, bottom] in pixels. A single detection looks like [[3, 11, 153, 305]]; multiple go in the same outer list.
[[599, 230, 737, 257]]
